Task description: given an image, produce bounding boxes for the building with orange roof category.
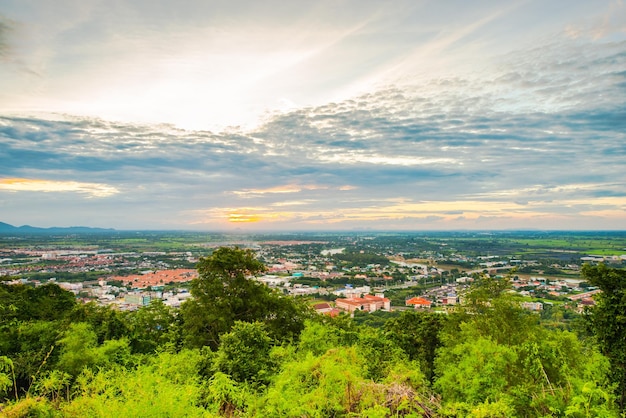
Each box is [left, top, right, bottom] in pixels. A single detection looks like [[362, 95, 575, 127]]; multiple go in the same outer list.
[[326, 308, 341, 317], [405, 297, 432, 309], [107, 269, 198, 289], [335, 293, 390, 313], [313, 302, 333, 313]]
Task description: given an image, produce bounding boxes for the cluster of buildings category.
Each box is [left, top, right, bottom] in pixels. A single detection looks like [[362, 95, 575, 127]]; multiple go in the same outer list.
[[3, 268, 198, 311], [316, 272, 600, 316], [3, 236, 621, 317], [107, 269, 198, 288], [0, 246, 198, 278], [511, 276, 578, 294]]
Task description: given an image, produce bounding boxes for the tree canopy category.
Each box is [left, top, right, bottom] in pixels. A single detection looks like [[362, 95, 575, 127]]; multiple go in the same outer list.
[[0, 250, 623, 417], [582, 263, 626, 412], [181, 246, 309, 349]]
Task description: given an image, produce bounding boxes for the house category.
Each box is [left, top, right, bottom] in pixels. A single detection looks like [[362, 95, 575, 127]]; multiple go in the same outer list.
[[568, 289, 602, 301], [313, 302, 333, 314], [576, 298, 596, 313], [521, 301, 543, 311], [335, 294, 391, 313], [313, 303, 341, 317], [257, 275, 290, 287], [405, 297, 432, 309], [442, 293, 457, 305]]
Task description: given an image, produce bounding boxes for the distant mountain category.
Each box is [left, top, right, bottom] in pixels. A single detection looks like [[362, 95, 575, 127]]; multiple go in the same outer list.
[[0, 222, 115, 234], [0, 222, 17, 232]]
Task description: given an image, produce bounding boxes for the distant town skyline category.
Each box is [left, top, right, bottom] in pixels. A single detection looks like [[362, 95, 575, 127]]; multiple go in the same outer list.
[[1, 1, 625, 231]]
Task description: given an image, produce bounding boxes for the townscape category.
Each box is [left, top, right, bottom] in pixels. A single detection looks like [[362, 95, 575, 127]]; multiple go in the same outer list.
[[1, 228, 626, 416], [2, 229, 624, 315]]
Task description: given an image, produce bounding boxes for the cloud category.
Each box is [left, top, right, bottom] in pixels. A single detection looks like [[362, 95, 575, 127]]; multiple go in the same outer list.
[[0, 178, 119, 197], [564, 0, 626, 40], [232, 184, 325, 197], [0, 15, 11, 59], [0, 10, 625, 230], [317, 153, 458, 166], [464, 183, 626, 201], [187, 197, 590, 229], [271, 200, 316, 207]]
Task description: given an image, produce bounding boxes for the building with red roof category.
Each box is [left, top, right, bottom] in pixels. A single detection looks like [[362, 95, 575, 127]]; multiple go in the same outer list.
[[405, 297, 432, 309], [335, 293, 390, 313]]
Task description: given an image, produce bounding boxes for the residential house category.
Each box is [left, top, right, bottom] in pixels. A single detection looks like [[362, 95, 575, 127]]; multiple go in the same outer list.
[[335, 294, 391, 313], [405, 296, 432, 309]]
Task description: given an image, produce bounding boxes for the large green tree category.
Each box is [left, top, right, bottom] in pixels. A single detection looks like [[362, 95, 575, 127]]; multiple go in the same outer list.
[[435, 274, 618, 416], [385, 311, 444, 383], [0, 283, 76, 396], [0, 283, 75, 323], [213, 321, 274, 385], [126, 299, 179, 353], [582, 263, 626, 412], [67, 302, 129, 344], [180, 246, 308, 349], [57, 323, 102, 377]]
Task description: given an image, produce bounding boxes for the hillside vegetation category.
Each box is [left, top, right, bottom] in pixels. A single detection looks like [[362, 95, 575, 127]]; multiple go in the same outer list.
[[0, 247, 624, 417]]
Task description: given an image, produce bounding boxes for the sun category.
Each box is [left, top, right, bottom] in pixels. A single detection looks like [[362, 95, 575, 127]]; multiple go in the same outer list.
[[228, 212, 263, 223]]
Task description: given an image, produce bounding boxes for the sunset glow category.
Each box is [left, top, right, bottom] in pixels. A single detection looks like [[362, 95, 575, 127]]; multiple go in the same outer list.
[[0, 178, 119, 198]]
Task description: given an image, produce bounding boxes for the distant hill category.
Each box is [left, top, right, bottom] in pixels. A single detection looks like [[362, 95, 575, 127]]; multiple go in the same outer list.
[[0, 222, 115, 234], [0, 222, 17, 232]]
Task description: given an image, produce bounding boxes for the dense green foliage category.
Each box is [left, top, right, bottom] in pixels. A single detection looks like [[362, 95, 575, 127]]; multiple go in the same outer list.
[[582, 263, 626, 412], [181, 247, 310, 349], [0, 251, 623, 417], [434, 279, 614, 417]]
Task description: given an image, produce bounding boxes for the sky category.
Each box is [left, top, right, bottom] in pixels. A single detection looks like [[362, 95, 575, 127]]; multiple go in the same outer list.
[[0, 0, 625, 231]]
